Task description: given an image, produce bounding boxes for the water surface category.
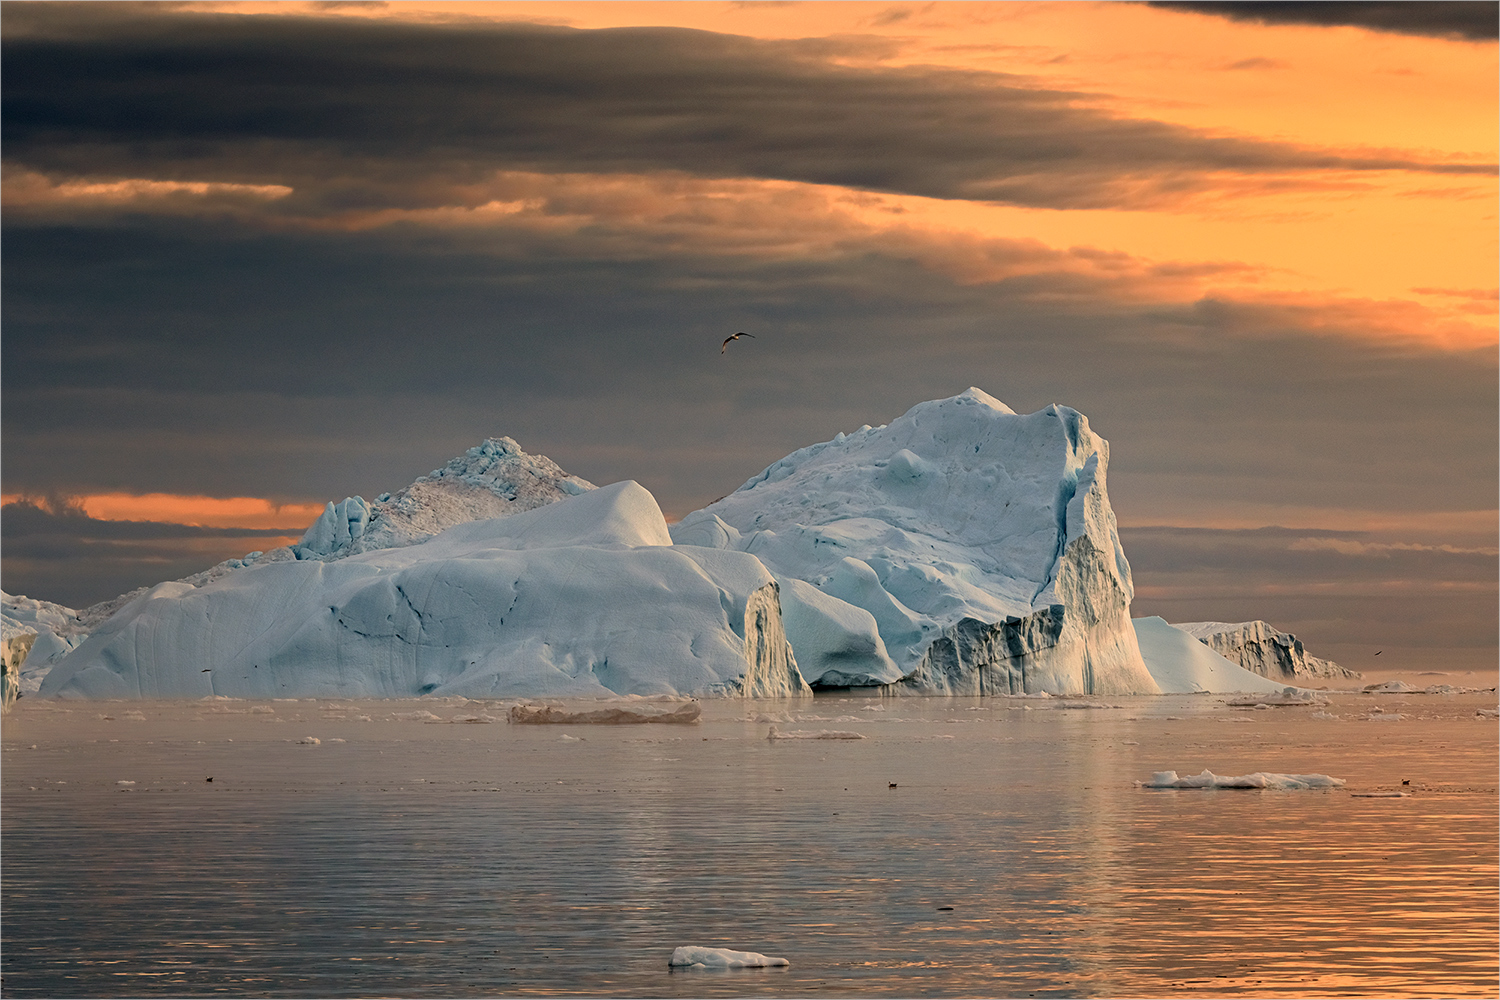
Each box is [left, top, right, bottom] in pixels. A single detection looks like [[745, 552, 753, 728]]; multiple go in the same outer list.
[[4, 689, 1496, 997]]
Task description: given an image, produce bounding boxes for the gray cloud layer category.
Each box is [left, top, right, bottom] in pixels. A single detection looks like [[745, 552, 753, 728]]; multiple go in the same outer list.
[[1149, 2, 1500, 42], [4, 7, 1490, 215]]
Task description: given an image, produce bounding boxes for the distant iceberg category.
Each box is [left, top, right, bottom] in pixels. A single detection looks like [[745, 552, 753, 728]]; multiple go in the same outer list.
[[1132, 617, 1294, 694], [1173, 619, 1358, 681]]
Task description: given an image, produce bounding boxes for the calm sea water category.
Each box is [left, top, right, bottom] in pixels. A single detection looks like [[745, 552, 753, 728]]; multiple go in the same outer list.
[[3, 687, 1496, 998]]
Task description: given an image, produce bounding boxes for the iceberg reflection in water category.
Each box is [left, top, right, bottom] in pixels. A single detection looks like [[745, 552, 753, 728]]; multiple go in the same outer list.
[[3, 690, 1496, 997]]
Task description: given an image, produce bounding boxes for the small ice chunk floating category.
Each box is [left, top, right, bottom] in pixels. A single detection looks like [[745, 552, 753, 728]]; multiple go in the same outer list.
[[668, 946, 789, 969], [1140, 769, 1345, 790], [508, 703, 701, 725], [766, 724, 865, 740]]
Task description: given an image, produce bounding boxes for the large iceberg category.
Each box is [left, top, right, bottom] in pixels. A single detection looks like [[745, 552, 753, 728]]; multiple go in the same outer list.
[[40, 482, 810, 700], [671, 389, 1158, 696], [1173, 620, 1359, 681]]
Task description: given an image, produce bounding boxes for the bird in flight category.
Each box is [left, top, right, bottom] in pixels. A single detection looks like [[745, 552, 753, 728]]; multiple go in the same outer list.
[[721, 332, 755, 354]]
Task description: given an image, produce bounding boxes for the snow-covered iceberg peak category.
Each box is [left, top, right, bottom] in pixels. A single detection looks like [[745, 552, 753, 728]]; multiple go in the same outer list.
[[671, 389, 1156, 696], [295, 436, 596, 561]]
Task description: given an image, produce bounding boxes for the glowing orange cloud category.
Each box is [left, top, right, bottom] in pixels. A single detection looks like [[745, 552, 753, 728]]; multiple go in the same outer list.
[[1, 493, 324, 531]]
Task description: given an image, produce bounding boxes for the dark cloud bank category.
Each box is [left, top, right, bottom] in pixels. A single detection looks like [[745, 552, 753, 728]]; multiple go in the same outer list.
[[1149, 2, 1499, 42], [4, 6, 1490, 214]]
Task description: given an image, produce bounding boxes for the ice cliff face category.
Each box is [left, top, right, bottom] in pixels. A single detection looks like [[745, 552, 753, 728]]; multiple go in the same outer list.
[[2, 591, 86, 697], [670, 389, 1158, 696], [294, 437, 596, 561], [41, 483, 809, 701], [1173, 621, 1359, 681]]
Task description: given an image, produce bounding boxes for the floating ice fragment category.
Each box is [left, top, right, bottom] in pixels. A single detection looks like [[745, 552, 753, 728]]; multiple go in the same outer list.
[[392, 710, 443, 722], [1139, 769, 1345, 790], [1363, 681, 1413, 694], [767, 725, 864, 740], [509, 703, 701, 725], [1365, 712, 1405, 721], [1053, 701, 1119, 709], [668, 946, 789, 969], [1224, 687, 1323, 707], [115, 780, 135, 786], [1350, 791, 1408, 798], [1476, 708, 1498, 718], [296, 737, 321, 745]]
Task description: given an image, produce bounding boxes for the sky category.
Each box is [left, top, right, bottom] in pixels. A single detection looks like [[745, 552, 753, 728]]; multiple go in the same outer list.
[[3, 1, 1496, 674]]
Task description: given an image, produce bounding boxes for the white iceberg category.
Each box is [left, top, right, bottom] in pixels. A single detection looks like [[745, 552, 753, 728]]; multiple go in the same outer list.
[[1132, 617, 1293, 694], [671, 389, 1157, 697], [1173, 620, 1358, 681], [668, 946, 789, 969], [1140, 769, 1345, 790], [41, 482, 810, 700]]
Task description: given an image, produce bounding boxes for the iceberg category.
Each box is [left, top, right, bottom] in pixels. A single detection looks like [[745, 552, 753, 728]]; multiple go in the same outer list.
[[1172, 620, 1358, 681], [1132, 617, 1295, 694], [671, 389, 1157, 697], [41, 482, 811, 700]]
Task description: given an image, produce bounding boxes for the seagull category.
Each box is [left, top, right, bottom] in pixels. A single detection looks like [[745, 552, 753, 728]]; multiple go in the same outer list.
[[721, 332, 755, 354]]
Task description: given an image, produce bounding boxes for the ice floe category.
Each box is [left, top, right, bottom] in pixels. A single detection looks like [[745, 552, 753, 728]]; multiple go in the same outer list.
[[508, 703, 701, 725], [1224, 687, 1325, 707], [668, 946, 789, 969], [766, 725, 865, 740], [1139, 769, 1345, 790]]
